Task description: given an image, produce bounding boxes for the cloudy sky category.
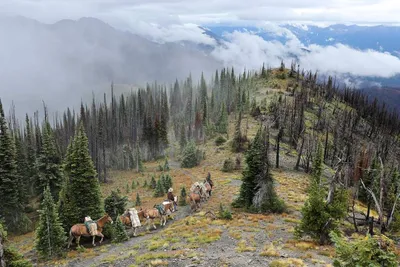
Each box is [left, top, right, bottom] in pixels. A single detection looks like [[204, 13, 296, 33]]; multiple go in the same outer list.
[[1, 0, 400, 26]]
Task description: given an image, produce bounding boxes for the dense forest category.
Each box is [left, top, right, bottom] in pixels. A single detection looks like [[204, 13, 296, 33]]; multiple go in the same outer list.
[[0, 62, 399, 265]]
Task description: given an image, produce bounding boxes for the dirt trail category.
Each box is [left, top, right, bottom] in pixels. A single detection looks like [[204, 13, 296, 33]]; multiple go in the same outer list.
[[65, 161, 205, 267], [67, 204, 193, 267]]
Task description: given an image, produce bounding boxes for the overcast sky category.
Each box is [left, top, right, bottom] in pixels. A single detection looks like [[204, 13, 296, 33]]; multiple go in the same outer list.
[[1, 0, 400, 27]]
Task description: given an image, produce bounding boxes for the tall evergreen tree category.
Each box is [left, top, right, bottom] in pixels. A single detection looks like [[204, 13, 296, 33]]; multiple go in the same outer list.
[[37, 121, 63, 200], [216, 103, 228, 134], [154, 179, 165, 197], [35, 186, 66, 259], [253, 127, 285, 213], [0, 99, 24, 230], [14, 132, 28, 205], [25, 115, 39, 196], [59, 123, 103, 230], [233, 127, 264, 209], [135, 192, 142, 206]]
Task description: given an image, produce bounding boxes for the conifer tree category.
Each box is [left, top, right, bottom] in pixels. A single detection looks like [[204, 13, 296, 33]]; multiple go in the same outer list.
[[104, 190, 127, 220], [154, 179, 165, 197], [59, 123, 103, 230], [113, 216, 128, 243], [37, 121, 63, 200], [135, 144, 143, 173], [179, 187, 187, 206], [295, 143, 347, 244], [25, 115, 39, 196], [126, 183, 130, 194], [181, 141, 202, 168], [131, 180, 136, 190], [0, 99, 25, 231], [35, 186, 66, 259], [233, 127, 264, 209], [14, 132, 28, 205], [161, 174, 168, 191], [179, 123, 187, 151], [253, 127, 285, 213], [216, 103, 228, 134], [135, 193, 141, 206], [150, 175, 157, 189], [232, 110, 244, 152]]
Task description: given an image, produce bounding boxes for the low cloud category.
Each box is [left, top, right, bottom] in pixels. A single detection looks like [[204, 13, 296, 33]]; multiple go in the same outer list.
[[211, 28, 400, 79]]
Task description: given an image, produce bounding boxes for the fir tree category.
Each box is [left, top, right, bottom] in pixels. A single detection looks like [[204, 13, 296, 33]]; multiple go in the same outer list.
[[113, 216, 128, 243], [181, 141, 202, 168], [233, 127, 264, 209], [232, 110, 244, 152], [179, 123, 187, 152], [166, 174, 173, 190], [295, 143, 348, 244], [154, 179, 165, 197], [216, 103, 228, 134], [179, 187, 187, 206], [37, 121, 63, 200], [14, 132, 28, 205], [135, 193, 141, 206], [104, 190, 127, 220], [150, 175, 157, 189], [25, 115, 39, 196], [126, 183, 130, 194], [163, 158, 170, 171], [253, 127, 285, 213], [161, 174, 168, 191], [143, 180, 148, 188], [59, 123, 103, 230], [0, 99, 25, 231], [35, 186, 66, 259], [131, 180, 136, 190], [135, 144, 144, 173]]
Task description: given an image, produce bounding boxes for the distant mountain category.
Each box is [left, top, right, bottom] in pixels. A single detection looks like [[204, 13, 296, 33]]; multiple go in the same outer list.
[[0, 16, 221, 117]]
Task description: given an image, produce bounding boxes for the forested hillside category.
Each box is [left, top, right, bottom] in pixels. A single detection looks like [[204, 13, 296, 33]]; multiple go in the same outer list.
[[1, 62, 399, 266]]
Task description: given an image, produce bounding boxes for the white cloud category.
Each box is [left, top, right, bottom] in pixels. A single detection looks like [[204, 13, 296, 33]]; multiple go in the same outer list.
[[1, 0, 400, 26], [211, 28, 400, 78]]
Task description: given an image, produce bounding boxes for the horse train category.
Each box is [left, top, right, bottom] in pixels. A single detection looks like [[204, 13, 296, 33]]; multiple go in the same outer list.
[[67, 178, 213, 249]]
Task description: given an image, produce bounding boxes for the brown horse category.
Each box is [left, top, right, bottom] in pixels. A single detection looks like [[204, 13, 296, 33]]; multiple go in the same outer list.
[[203, 181, 212, 197], [140, 206, 169, 230], [67, 214, 113, 248], [189, 186, 201, 212], [162, 200, 175, 215]]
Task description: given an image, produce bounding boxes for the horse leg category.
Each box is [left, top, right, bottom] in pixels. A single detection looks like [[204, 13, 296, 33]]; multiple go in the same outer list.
[[133, 227, 137, 237], [152, 218, 156, 230], [67, 234, 74, 248], [146, 218, 150, 231], [76, 236, 81, 247], [98, 233, 104, 244], [92, 235, 96, 247]]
